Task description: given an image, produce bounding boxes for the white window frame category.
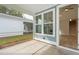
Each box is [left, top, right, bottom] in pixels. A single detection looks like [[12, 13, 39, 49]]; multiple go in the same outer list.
[[35, 13, 43, 34], [34, 8, 56, 45], [35, 8, 55, 37], [42, 8, 55, 37]]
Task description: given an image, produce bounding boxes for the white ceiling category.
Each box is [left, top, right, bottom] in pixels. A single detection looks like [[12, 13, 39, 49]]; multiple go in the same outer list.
[[17, 4, 56, 13], [1, 4, 56, 15]]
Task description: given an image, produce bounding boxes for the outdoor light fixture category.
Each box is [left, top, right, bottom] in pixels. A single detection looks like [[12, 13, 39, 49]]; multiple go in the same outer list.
[[69, 19, 72, 21]]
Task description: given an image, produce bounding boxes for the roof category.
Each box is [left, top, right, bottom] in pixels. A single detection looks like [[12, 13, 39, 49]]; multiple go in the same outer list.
[[0, 13, 33, 23]]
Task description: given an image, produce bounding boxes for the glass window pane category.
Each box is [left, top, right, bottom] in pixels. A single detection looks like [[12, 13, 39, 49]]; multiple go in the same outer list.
[[36, 15, 42, 24], [36, 25, 41, 33], [44, 24, 53, 34], [44, 11, 53, 23]]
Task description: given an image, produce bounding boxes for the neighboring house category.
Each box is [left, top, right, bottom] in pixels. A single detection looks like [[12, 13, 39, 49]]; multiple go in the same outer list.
[[0, 13, 33, 37]]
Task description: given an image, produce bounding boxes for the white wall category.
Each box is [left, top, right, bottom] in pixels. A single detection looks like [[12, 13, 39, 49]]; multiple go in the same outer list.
[[0, 15, 24, 37]]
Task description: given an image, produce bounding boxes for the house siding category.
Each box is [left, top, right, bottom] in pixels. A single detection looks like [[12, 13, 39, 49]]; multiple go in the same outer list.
[[0, 15, 24, 37]]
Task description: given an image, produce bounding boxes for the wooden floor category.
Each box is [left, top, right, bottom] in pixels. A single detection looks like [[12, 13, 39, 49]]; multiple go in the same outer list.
[[60, 35, 77, 49]]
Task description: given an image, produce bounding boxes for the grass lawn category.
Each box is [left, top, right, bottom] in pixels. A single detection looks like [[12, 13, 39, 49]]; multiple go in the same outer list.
[[0, 33, 33, 45]]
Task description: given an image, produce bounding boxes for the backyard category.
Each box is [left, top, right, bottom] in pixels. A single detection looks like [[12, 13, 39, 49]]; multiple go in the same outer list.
[[0, 33, 33, 48]]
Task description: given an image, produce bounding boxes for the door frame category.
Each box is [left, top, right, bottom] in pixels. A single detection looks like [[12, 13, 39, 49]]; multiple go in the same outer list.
[[56, 4, 79, 53]]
